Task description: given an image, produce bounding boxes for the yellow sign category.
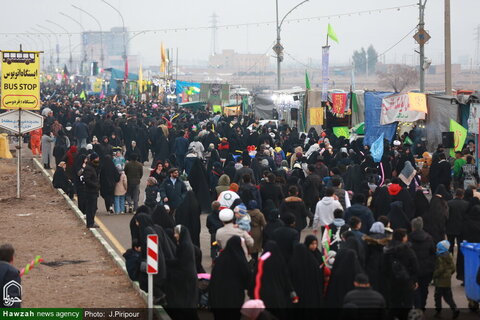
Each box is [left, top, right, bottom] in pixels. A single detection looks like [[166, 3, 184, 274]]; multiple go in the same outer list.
[[224, 106, 240, 116], [408, 92, 427, 113], [92, 79, 103, 92], [1, 51, 41, 110], [310, 107, 324, 125]]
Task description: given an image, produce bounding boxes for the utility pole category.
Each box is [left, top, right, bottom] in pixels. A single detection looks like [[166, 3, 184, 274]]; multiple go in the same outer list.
[[418, 0, 427, 92], [444, 0, 452, 94], [274, 0, 309, 90]]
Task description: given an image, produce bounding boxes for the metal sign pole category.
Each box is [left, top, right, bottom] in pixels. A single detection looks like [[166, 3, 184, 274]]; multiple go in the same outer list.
[[16, 109, 22, 199], [148, 273, 153, 320]]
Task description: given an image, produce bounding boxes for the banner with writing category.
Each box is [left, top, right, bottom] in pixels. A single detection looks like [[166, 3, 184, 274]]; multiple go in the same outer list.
[[331, 93, 347, 116], [380, 94, 425, 125], [468, 103, 480, 134], [310, 107, 324, 125], [321, 46, 330, 101]]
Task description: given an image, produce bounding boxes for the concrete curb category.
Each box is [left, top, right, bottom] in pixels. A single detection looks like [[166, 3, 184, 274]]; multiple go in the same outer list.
[[33, 158, 171, 319]]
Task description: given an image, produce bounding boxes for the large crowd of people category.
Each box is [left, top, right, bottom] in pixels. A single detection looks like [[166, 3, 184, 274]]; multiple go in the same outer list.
[[9, 83, 480, 318]]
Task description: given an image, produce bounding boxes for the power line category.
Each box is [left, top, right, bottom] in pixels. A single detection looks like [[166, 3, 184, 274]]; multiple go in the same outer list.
[[284, 25, 419, 71], [0, 4, 417, 37]]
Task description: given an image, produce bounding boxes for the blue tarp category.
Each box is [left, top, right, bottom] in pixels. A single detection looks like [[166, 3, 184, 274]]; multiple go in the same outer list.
[[176, 80, 200, 95], [364, 91, 397, 146], [105, 68, 138, 95]]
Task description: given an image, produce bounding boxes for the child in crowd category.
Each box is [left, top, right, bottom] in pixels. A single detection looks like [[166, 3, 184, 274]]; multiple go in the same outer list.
[[433, 240, 459, 319], [144, 177, 159, 211], [114, 164, 128, 214], [234, 203, 251, 232]]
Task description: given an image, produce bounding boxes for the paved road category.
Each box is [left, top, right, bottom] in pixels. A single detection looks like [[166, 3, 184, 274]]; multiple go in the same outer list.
[[93, 162, 471, 310], [18, 142, 471, 311]]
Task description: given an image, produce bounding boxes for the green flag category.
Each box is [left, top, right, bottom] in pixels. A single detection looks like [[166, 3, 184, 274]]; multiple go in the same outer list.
[[305, 71, 311, 90], [327, 23, 339, 44], [404, 136, 413, 145], [79, 90, 86, 100], [449, 119, 467, 157], [333, 126, 350, 138]]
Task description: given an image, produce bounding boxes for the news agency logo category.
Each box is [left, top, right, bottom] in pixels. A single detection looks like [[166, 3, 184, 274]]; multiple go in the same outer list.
[[3, 280, 21, 307]]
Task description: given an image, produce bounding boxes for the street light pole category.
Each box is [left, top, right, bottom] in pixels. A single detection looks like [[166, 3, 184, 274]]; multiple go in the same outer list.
[[419, 0, 427, 92], [46, 19, 73, 72], [101, 0, 127, 82], [59, 11, 88, 70], [275, 0, 309, 90], [72, 5, 104, 68], [37, 24, 60, 68], [31, 27, 53, 71], [444, 0, 452, 94]]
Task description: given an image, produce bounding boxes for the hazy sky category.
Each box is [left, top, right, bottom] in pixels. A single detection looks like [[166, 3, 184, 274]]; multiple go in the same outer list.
[[1, 0, 479, 67]]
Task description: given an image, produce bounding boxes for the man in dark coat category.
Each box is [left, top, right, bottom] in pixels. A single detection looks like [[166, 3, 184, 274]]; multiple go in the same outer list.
[[429, 153, 451, 194], [344, 194, 375, 234], [382, 229, 419, 320], [303, 164, 323, 214], [124, 153, 144, 213], [0, 244, 21, 308], [409, 217, 436, 310], [160, 168, 187, 212], [72, 117, 89, 148], [446, 188, 468, 254], [260, 173, 284, 210], [270, 213, 300, 263], [83, 153, 101, 228], [342, 273, 386, 318], [174, 131, 189, 170]]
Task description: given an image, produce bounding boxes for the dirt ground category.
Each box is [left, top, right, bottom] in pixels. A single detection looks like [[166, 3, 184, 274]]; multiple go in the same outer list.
[[0, 158, 145, 308]]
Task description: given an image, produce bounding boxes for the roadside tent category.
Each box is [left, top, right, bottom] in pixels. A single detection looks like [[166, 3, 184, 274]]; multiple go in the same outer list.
[[425, 95, 459, 151], [254, 94, 276, 119]]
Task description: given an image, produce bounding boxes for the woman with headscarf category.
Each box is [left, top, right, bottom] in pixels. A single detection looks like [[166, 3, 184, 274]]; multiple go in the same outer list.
[[413, 189, 430, 219], [304, 235, 324, 265], [325, 248, 362, 308], [289, 243, 324, 310], [223, 161, 237, 182], [133, 212, 174, 304], [165, 225, 199, 319], [188, 157, 212, 213], [174, 191, 201, 247], [99, 155, 120, 214], [262, 200, 284, 246], [209, 236, 252, 320], [398, 161, 421, 198], [388, 177, 415, 217], [364, 222, 391, 292], [64, 145, 78, 180], [150, 161, 167, 186], [253, 241, 295, 320], [151, 204, 175, 233], [370, 185, 392, 220], [388, 201, 411, 231], [422, 189, 449, 244], [209, 162, 223, 200], [247, 200, 267, 261]]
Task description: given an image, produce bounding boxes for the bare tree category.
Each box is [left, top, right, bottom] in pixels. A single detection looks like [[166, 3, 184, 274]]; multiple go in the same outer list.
[[377, 65, 418, 92]]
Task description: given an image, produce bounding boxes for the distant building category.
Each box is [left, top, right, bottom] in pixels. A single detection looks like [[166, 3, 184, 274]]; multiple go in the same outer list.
[[82, 27, 138, 71], [209, 50, 270, 70]]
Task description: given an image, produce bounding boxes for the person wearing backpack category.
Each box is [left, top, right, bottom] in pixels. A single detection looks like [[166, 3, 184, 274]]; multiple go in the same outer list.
[[382, 228, 419, 320], [273, 142, 285, 167]]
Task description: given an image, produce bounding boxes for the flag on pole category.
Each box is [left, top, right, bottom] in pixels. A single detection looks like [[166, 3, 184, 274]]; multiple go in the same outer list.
[[305, 71, 311, 90], [327, 23, 339, 43], [161, 42, 166, 73], [371, 133, 384, 163], [99, 90, 105, 100], [449, 119, 468, 157], [79, 90, 86, 100], [138, 64, 143, 93]]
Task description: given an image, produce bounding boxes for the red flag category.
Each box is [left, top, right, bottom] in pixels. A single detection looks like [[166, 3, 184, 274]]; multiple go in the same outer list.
[[331, 93, 347, 115]]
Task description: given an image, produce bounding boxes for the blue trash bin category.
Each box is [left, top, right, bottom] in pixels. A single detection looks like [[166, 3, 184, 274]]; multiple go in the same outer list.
[[460, 242, 480, 302]]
